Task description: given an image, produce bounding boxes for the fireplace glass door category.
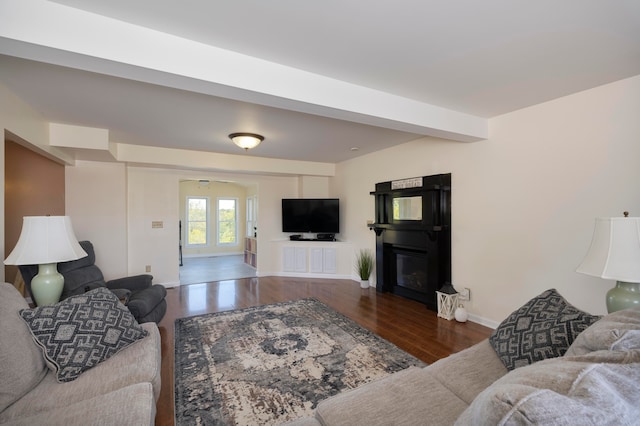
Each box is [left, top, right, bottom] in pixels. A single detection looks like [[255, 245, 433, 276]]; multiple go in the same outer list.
[[395, 249, 428, 294]]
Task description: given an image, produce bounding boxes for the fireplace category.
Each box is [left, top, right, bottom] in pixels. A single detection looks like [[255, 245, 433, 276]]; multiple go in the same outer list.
[[370, 174, 451, 311], [394, 248, 428, 293]]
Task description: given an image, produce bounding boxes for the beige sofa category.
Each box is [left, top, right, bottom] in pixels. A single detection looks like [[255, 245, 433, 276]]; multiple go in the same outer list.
[[0, 282, 161, 425], [288, 295, 640, 425]]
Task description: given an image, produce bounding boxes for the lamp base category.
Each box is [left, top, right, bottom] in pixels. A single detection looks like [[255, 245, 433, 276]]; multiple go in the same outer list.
[[606, 281, 640, 313], [31, 263, 64, 306]]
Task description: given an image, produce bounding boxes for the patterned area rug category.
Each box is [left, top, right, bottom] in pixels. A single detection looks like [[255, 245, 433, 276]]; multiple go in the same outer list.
[[174, 298, 426, 425]]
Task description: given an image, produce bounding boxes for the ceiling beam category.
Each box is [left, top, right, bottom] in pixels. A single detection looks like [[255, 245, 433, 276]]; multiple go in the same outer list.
[[0, 0, 488, 142]]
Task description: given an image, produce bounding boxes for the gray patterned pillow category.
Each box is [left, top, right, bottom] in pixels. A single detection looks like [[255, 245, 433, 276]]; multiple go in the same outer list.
[[489, 289, 600, 370], [20, 287, 148, 382]]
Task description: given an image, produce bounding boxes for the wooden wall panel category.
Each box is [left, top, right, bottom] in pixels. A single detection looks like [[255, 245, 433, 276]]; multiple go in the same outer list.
[[4, 139, 65, 286]]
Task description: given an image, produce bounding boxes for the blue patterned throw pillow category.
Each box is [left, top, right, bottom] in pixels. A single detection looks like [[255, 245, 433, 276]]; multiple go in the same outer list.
[[20, 287, 148, 382], [489, 289, 600, 370]]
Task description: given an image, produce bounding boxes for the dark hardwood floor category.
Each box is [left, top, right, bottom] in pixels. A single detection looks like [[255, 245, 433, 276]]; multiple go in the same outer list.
[[155, 277, 492, 425]]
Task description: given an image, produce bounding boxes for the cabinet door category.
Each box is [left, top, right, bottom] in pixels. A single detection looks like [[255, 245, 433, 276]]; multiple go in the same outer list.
[[282, 247, 296, 272], [323, 248, 337, 273], [294, 247, 307, 272], [309, 247, 324, 273]]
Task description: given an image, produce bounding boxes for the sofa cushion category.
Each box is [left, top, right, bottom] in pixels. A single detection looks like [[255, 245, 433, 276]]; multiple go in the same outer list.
[[566, 307, 640, 356], [19, 287, 148, 382], [315, 366, 469, 426], [3, 382, 156, 426], [489, 288, 599, 370], [428, 339, 508, 405], [0, 283, 48, 412], [455, 358, 640, 425]]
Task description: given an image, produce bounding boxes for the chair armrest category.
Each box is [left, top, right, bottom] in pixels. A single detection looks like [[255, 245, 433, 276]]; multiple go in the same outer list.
[[106, 274, 153, 292], [109, 288, 132, 304]]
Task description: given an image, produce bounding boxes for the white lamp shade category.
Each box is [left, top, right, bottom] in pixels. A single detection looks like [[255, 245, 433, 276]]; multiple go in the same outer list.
[[576, 217, 640, 283], [4, 216, 87, 265]]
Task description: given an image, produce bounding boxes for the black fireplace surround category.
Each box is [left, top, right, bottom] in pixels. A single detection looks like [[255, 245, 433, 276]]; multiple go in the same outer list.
[[369, 174, 451, 311]]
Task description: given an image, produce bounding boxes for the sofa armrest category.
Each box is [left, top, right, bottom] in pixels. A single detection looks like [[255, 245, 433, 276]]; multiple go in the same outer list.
[[106, 274, 153, 292], [2, 383, 156, 426]]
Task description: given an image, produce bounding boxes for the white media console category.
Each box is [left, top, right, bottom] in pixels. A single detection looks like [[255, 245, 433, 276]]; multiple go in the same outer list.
[[272, 240, 354, 279]]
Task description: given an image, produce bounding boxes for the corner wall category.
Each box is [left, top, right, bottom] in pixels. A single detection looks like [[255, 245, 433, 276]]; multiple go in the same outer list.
[[0, 82, 54, 283], [334, 75, 640, 326], [65, 161, 128, 280], [5, 139, 65, 285]]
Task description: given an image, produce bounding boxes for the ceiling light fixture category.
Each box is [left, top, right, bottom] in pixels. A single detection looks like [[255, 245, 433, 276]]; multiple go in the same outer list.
[[229, 133, 264, 151]]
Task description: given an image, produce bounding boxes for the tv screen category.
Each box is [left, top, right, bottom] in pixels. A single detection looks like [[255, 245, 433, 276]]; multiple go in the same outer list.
[[282, 198, 340, 233]]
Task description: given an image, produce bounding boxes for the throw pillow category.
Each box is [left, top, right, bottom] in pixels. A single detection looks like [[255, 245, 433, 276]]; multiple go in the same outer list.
[[20, 287, 148, 382], [489, 288, 600, 370]]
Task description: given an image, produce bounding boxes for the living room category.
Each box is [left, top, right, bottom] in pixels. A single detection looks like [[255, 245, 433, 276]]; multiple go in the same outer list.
[[1, 1, 640, 325], [3, 72, 639, 327], [1, 2, 640, 424]]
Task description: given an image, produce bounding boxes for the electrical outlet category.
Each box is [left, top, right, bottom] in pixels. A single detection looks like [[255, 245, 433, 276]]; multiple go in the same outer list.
[[458, 287, 471, 301], [145, 265, 151, 273]]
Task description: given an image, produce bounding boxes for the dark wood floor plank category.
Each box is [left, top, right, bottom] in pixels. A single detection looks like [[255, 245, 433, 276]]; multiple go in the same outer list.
[[155, 277, 492, 425]]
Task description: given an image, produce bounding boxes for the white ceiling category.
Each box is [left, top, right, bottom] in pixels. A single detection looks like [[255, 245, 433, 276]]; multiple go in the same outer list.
[[1, 0, 639, 164]]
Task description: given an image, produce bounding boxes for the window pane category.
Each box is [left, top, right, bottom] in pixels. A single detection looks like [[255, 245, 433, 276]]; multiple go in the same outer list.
[[187, 196, 208, 245], [218, 198, 237, 245], [188, 222, 207, 244], [188, 198, 207, 220]]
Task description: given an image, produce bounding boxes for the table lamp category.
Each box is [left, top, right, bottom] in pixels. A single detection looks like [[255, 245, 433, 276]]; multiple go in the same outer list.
[[4, 216, 87, 306], [576, 212, 640, 313]]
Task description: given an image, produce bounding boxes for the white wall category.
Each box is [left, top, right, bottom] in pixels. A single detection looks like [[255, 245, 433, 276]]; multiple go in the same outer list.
[[334, 75, 640, 326], [253, 175, 299, 274], [126, 167, 181, 285], [298, 176, 330, 198], [65, 161, 128, 279]]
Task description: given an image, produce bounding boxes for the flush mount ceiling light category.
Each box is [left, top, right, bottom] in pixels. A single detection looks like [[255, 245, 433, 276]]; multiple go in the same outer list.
[[229, 133, 264, 151]]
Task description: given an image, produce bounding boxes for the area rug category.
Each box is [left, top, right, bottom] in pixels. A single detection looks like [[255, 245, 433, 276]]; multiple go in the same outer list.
[[174, 298, 426, 425]]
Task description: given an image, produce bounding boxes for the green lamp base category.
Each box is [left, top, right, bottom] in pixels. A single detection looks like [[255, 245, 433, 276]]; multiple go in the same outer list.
[[606, 281, 640, 313], [31, 263, 64, 306]]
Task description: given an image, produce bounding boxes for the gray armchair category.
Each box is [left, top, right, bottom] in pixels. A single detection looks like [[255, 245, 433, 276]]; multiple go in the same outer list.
[[19, 240, 167, 323]]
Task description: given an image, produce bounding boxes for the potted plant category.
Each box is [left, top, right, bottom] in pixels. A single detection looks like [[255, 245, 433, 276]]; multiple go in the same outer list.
[[355, 249, 374, 289]]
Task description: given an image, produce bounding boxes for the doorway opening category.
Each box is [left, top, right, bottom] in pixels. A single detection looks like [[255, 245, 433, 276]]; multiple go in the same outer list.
[[178, 178, 258, 285]]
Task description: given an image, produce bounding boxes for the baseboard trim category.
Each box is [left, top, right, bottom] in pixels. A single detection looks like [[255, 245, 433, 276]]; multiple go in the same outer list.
[[467, 313, 499, 330], [262, 272, 352, 280], [183, 252, 243, 259]]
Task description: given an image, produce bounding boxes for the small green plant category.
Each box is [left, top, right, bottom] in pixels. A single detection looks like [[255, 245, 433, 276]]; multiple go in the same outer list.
[[355, 249, 375, 280]]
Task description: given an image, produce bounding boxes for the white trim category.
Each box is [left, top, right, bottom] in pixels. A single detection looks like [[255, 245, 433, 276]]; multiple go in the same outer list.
[[182, 252, 244, 258], [260, 271, 352, 280], [158, 281, 181, 288], [466, 313, 499, 330]]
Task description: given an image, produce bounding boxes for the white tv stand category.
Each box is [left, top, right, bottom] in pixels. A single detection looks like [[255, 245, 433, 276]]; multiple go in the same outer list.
[[272, 240, 353, 279]]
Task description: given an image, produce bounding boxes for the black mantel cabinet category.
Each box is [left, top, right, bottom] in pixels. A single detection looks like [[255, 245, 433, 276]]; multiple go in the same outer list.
[[369, 173, 451, 311]]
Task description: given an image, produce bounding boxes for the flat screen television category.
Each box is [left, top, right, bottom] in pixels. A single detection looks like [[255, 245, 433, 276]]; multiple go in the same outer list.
[[282, 198, 340, 234]]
